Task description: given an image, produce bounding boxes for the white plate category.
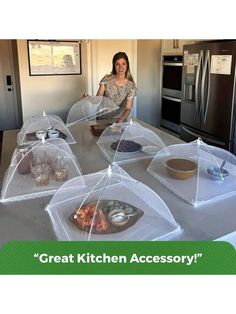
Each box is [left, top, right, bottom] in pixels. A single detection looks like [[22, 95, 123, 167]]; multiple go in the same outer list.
[[142, 145, 159, 155]]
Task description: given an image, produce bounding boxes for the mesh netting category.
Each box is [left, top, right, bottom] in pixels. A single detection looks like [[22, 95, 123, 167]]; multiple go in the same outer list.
[[17, 112, 76, 145], [215, 231, 236, 249], [147, 138, 236, 207], [97, 120, 166, 164], [66, 96, 119, 126], [1, 138, 82, 202], [46, 164, 180, 241]]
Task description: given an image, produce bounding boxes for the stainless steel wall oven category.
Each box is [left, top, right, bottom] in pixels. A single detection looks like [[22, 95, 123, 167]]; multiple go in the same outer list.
[[161, 55, 183, 134]]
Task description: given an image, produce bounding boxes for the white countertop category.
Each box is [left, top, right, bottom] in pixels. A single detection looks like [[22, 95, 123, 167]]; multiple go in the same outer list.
[[0, 120, 236, 245]]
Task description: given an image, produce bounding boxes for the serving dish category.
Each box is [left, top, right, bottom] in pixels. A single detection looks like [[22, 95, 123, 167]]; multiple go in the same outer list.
[[69, 199, 143, 234], [36, 130, 47, 139], [165, 157, 197, 180], [90, 123, 112, 136], [48, 130, 59, 138], [207, 165, 229, 181], [142, 145, 159, 155], [111, 140, 142, 153]]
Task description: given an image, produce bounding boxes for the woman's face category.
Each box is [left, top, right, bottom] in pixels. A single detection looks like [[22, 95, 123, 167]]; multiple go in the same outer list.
[[115, 58, 127, 75]]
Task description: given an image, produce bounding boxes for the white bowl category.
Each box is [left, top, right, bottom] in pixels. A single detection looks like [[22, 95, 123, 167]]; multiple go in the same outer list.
[[48, 130, 59, 138], [36, 130, 47, 139], [142, 145, 159, 155], [108, 209, 129, 226]]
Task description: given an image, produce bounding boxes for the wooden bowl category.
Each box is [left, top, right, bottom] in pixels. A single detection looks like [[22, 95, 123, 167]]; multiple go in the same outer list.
[[165, 158, 197, 180], [90, 123, 112, 136]]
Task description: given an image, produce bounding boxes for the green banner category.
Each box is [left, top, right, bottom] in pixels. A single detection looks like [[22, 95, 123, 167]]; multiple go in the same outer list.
[[0, 241, 235, 274]]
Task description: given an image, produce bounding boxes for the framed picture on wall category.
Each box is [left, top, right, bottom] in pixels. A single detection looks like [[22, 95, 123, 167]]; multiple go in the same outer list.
[[27, 40, 82, 76]]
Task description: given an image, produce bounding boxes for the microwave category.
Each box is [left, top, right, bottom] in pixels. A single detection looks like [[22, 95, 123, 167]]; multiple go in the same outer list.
[[162, 55, 183, 99]]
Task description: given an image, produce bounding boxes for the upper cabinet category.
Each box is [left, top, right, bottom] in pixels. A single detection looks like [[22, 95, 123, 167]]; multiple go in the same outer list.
[[161, 40, 195, 55]]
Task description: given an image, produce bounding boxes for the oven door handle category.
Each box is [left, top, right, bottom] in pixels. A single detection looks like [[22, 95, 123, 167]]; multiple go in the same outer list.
[[162, 95, 181, 102], [163, 62, 183, 66]]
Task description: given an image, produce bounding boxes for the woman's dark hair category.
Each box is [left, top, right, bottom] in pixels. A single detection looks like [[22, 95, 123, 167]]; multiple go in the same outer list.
[[111, 52, 134, 82]]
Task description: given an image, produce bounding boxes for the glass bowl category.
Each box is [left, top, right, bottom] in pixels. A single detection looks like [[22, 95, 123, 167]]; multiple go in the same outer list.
[[207, 165, 229, 181]]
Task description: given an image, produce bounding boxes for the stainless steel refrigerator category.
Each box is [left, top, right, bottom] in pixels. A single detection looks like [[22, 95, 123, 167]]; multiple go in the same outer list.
[[180, 41, 236, 154]]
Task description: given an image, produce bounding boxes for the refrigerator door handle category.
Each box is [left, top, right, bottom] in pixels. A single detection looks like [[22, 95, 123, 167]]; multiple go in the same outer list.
[[201, 50, 208, 123], [203, 50, 211, 124], [195, 50, 203, 123]]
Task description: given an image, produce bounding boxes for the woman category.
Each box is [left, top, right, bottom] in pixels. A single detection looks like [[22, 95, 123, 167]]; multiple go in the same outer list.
[[96, 52, 136, 123]]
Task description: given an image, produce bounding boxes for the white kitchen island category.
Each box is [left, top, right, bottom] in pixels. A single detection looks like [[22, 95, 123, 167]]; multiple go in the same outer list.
[[0, 120, 236, 246]]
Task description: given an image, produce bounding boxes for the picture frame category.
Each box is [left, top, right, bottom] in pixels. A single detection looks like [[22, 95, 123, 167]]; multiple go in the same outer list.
[[27, 40, 82, 76]]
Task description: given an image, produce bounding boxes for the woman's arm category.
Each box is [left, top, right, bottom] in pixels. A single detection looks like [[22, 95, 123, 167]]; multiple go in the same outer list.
[[96, 84, 105, 96], [80, 83, 105, 103], [116, 97, 134, 123], [81, 81, 105, 99]]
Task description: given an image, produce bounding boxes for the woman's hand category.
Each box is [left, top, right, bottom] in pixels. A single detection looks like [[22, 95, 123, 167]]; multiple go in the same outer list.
[[116, 117, 124, 123], [81, 93, 88, 99]]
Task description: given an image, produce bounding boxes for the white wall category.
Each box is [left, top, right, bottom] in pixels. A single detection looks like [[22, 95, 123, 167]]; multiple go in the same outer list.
[[137, 40, 162, 127], [88, 40, 137, 117], [17, 40, 89, 122], [16, 39, 162, 126]]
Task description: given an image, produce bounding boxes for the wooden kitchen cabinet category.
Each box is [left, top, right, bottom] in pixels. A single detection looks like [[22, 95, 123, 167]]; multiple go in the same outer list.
[[161, 40, 195, 55]]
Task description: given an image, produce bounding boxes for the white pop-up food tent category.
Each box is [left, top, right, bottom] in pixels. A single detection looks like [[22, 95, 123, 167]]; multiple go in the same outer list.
[[147, 138, 236, 207], [46, 164, 181, 241], [215, 231, 236, 249], [17, 111, 76, 145], [97, 120, 166, 164], [66, 96, 119, 126], [0, 138, 82, 202]]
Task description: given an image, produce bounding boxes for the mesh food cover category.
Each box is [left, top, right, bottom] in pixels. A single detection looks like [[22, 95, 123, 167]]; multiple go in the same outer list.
[[147, 138, 236, 207], [0, 138, 82, 202], [97, 120, 166, 164], [66, 96, 119, 126], [45, 164, 180, 241], [17, 111, 76, 145], [215, 231, 236, 249]]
